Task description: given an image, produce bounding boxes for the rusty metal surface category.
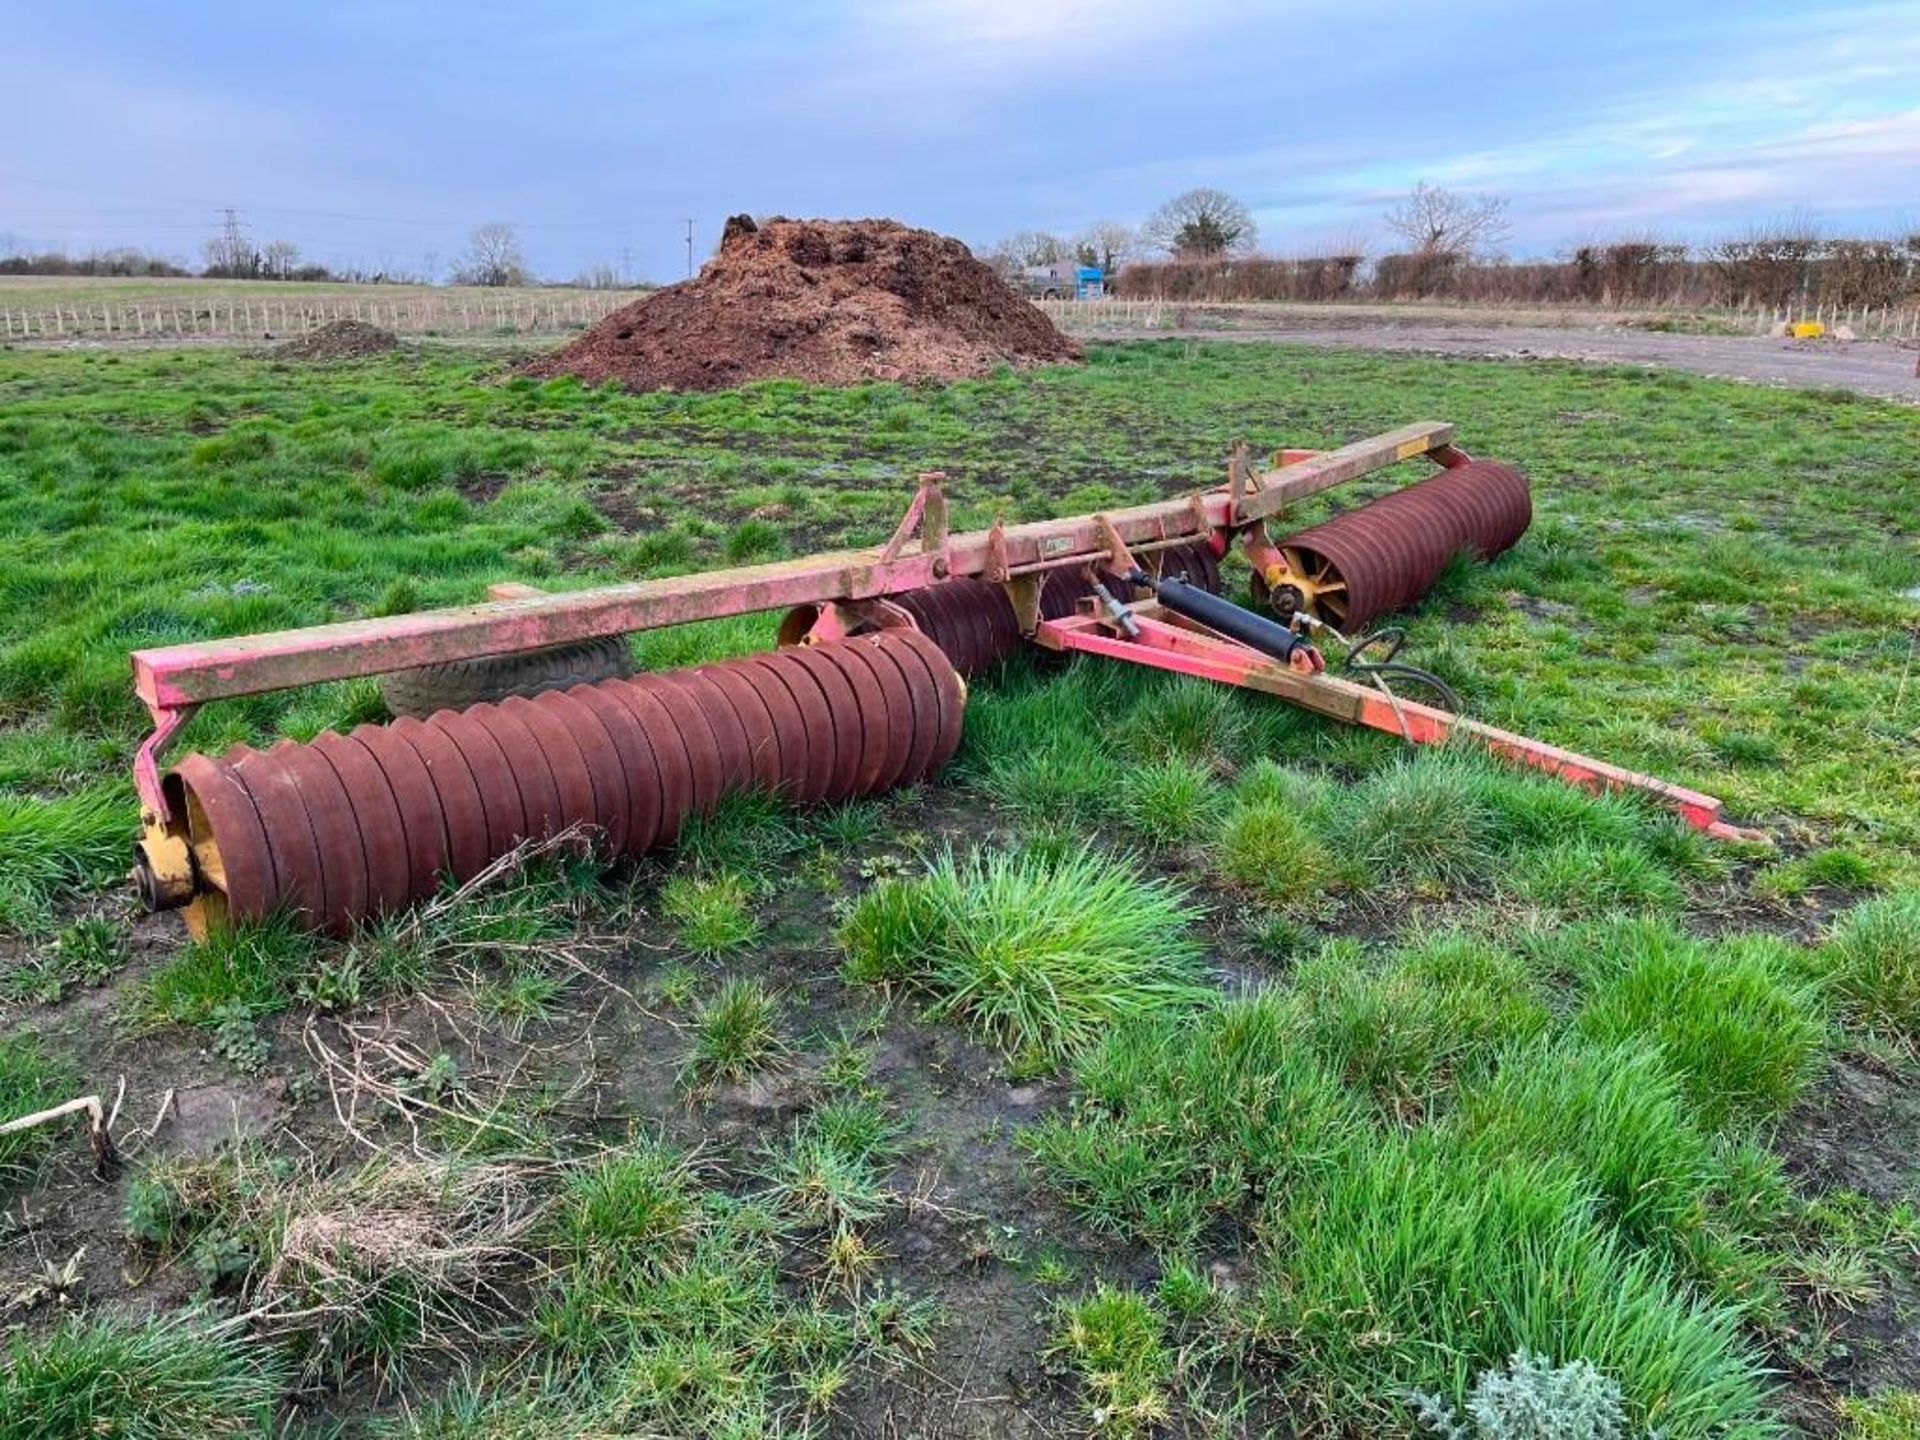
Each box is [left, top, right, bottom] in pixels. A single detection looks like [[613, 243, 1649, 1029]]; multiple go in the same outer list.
[[426, 711, 527, 860], [229, 745, 323, 926], [313, 733, 412, 920], [873, 538, 1222, 676], [391, 717, 492, 884], [1273, 459, 1530, 630], [155, 635, 966, 931], [352, 723, 450, 905], [784, 647, 861, 802], [173, 753, 276, 923], [742, 654, 832, 804]]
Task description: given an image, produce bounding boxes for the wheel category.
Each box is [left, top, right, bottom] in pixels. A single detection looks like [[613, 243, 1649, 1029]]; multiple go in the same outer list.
[[378, 634, 636, 719]]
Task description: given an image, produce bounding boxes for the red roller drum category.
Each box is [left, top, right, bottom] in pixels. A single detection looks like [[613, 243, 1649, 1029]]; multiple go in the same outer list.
[[1270, 459, 1529, 631], [159, 633, 964, 934]]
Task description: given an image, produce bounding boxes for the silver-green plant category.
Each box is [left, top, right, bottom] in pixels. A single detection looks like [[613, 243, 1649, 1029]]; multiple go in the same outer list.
[[1414, 1350, 1632, 1440]]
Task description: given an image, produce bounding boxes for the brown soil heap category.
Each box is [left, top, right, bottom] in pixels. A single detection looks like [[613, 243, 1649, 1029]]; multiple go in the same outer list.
[[274, 319, 400, 361], [524, 215, 1081, 391]]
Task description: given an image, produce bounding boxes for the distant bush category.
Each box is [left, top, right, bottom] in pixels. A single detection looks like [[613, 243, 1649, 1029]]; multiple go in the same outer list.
[[1105, 229, 1919, 309], [0, 246, 190, 277]]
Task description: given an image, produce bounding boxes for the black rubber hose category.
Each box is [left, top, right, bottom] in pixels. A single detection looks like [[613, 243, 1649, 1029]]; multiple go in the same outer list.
[[1338, 626, 1463, 712]]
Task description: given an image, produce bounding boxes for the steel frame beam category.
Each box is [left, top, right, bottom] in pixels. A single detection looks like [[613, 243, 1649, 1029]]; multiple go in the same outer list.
[[1034, 608, 1759, 841]]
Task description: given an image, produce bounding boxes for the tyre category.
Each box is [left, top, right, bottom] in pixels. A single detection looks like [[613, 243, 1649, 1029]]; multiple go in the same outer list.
[[378, 634, 636, 719]]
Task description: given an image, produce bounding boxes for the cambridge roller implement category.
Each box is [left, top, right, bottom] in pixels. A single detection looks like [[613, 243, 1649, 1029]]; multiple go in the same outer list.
[[127, 421, 1759, 935]]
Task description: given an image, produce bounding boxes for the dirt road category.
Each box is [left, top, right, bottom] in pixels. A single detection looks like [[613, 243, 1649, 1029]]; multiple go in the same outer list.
[[1084, 315, 1920, 401]]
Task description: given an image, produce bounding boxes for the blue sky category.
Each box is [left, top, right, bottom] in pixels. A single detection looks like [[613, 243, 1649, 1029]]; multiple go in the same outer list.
[[3, 1, 1916, 280]]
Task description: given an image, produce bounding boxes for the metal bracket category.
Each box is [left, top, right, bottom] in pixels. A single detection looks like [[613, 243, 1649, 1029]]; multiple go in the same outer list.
[[984, 519, 1010, 584], [1094, 513, 1139, 578], [133, 703, 193, 825], [1003, 573, 1045, 636]]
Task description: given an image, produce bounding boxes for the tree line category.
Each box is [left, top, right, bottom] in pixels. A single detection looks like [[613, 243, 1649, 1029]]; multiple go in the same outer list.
[[996, 185, 1920, 310], [0, 221, 569, 289]]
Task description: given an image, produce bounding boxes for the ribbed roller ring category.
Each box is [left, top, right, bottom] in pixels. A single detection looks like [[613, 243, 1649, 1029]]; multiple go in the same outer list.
[[837, 538, 1223, 677], [1272, 459, 1530, 631], [154, 633, 965, 934]]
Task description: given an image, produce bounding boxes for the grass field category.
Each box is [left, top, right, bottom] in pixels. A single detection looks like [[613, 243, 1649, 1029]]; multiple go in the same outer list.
[[0, 337, 1917, 1437]]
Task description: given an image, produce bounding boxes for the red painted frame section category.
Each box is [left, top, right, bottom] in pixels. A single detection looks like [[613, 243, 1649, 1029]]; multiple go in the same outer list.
[[1036, 609, 1759, 841]]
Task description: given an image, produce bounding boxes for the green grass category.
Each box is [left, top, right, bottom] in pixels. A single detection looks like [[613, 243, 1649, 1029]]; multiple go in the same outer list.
[[128, 915, 319, 1028], [1251, 1137, 1777, 1439], [760, 1095, 900, 1232], [1048, 1285, 1172, 1437], [2, 338, 1918, 1433], [683, 976, 784, 1083], [1815, 890, 1920, 1044], [0, 1032, 76, 1185], [1839, 1390, 1920, 1440], [1330, 752, 1497, 892], [1569, 920, 1828, 1129], [839, 847, 1211, 1067], [1026, 993, 1366, 1248], [660, 871, 762, 958], [1291, 932, 1551, 1116], [1456, 1039, 1729, 1273], [0, 786, 128, 932], [0, 1310, 283, 1439], [532, 1140, 931, 1435]]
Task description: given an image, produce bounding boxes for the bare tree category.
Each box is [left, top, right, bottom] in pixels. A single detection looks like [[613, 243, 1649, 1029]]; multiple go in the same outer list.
[[573, 261, 625, 290], [1141, 189, 1258, 260], [455, 222, 529, 287], [1076, 220, 1136, 274], [1383, 181, 1511, 257], [261, 240, 302, 280], [988, 230, 1068, 274]]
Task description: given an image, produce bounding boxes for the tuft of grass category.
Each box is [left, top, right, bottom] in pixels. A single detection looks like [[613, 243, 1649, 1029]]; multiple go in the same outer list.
[[1251, 1136, 1776, 1440], [1509, 836, 1685, 916], [1292, 933, 1551, 1117], [761, 1096, 900, 1232], [0, 787, 129, 933], [981, 730, 1124, 821], [560, 1139, 696, 1253], [837, 874, 948, 985], [1838, 1390, 1920, 1440], [0, 1033, 76, 1185], [840, 847, 1210, 1067], [1456, 1039, 1722, 1268], [1215, 800, 1337, 906], [1048, 1285, 1172, 1438], [725, 517, 786, 563], [1132, 677, 1248, 769], [683, 977, 784, 1083], [660, 871, 761, 958], [679, 788, 802, 872], [127, 914, 319, 1029], [1026, 993, 1365, 1248], [1123, 754, 1223, 849], [1815, 890, 1920, 1044], [0, 1310, 283, 1439], [1328, 752, 1497, 892], [534, 1144, 932, 1436], [1573, 921, 1828, 1130], [1233, 758, 1336, 818]]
